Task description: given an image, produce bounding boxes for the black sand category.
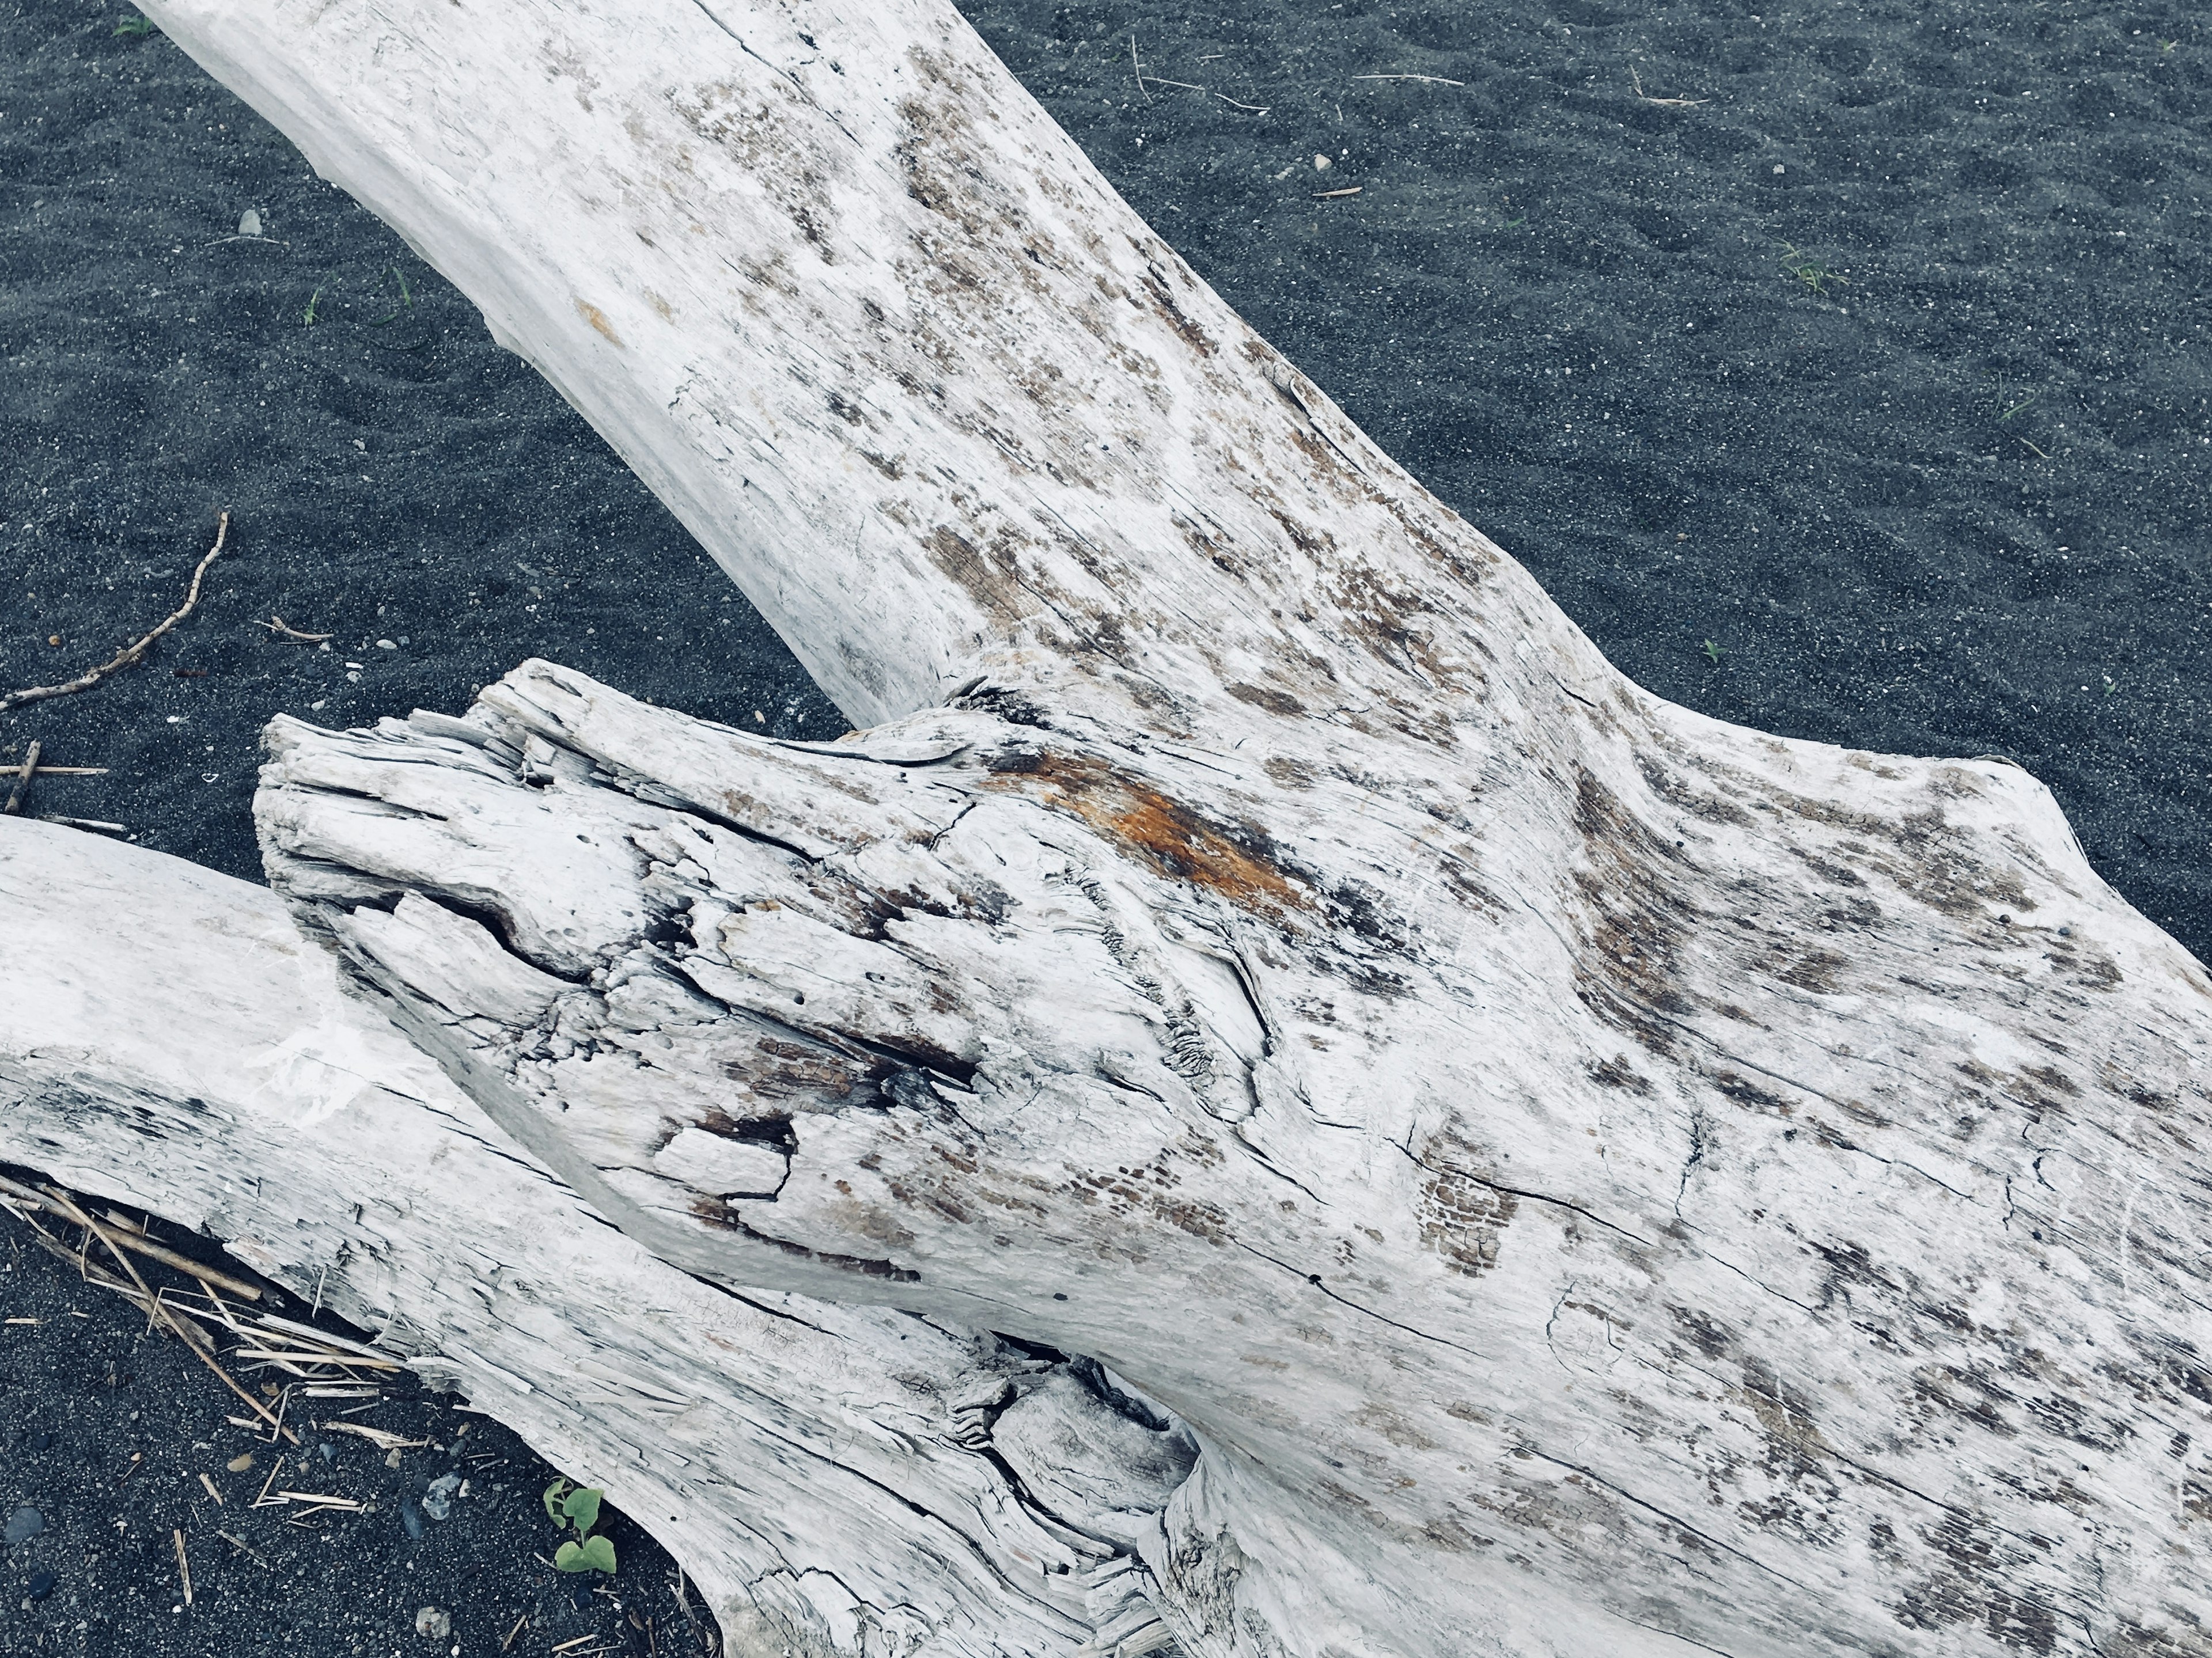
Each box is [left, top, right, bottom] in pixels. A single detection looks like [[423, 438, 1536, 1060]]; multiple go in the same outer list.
[[3, 0, 2209, 1651], [0, 1190, 709, 1656]]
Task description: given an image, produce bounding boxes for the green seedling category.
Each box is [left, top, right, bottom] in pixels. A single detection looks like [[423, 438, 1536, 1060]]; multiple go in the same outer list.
[[368, 266, 415, 327], [114, 14, 156, 35], [543, 1479, 618, 1575], [1775, 241, 1844, 295], [302, 286, 324, 325], [1992, 373, 2037, 423], [2102, 674, 2118, 696], [1701, 639, 1723, 665]]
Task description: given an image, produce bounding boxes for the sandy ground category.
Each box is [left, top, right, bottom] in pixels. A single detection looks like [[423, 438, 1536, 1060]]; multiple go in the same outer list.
[[2, 0, 2207, 1652]]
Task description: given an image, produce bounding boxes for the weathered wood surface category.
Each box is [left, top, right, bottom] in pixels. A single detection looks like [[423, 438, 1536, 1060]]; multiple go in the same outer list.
[[0, 0, 2205, 1655], [0, 819, 1192, 1658]]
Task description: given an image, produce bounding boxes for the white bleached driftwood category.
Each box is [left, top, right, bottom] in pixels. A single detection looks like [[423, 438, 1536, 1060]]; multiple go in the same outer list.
[[5, 1, 2210, 1656], [1, 820, 1192, 1657]]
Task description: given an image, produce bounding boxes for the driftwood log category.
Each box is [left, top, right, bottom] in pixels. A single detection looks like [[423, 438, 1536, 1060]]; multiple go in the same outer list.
[[5, 2, 2211, 1655]]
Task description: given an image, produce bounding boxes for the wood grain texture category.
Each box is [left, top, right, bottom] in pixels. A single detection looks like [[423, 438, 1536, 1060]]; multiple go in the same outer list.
[[0, 818, 1191, 1658], [0, 0, 2204, 1655], [246, 653, 2212, 1658]]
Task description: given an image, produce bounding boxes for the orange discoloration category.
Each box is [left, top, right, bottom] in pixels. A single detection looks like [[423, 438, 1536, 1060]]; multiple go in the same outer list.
[[575, 299, 626, 347], [983, 750, 1306, 916]]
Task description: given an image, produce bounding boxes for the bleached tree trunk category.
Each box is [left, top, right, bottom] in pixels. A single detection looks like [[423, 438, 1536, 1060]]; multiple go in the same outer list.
[[3, 1, 2209, 1656], [1, 821, 1183, 1657]]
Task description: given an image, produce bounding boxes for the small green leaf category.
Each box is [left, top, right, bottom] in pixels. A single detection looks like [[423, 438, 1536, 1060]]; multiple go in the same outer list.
[[543, 1478, 572, 1524], [554, 1535, 618, 1574], [114, 14, 156, 36], [1701, 638, 1722, 665], [560, 1486, 603, 1535]]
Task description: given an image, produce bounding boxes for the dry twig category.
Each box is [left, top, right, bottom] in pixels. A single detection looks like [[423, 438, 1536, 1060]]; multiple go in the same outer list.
[[0, 512, 230, 715], [1630, 67, 1708, 107], [253, 614, 334, 643], [1351, 73, 1465, 86], [218, 1529, 271, 1569], [319, 1420, 428, 1452], [19, 1182, 297, 1442], [3, 741, 40, 816], [0, 1178, 264, 1299]]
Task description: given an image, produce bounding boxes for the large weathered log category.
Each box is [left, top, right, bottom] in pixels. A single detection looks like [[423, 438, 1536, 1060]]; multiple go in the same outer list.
[[3, 1, 2209, 1656], [1, 819, 1194, 1658]]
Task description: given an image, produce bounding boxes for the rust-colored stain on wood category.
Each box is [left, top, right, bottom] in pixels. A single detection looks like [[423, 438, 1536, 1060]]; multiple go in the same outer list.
[[982, 749, 1306, 916], [574, 298, 626, 347]]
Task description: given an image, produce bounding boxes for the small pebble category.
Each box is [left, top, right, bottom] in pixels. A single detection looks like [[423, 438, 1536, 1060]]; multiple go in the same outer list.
[[5, 1505, 44, 1545], [414, 1606, 450, 1641], [238, 208, 262, 236], [26, 1570, 54, 1600], [227, 1453, 255, 1473], [399, 1496, 423, 1542], [27, 1431, 51, 1452], [375, 639, 397, 650], [421, 1471, 461, 1522], [319, 1441, 336, 1463]]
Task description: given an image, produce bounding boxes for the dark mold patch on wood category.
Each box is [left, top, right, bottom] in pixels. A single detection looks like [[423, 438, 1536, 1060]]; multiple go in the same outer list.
[[1411, 1129, 1519, 1279], [1566, 765, 1696, 1057]]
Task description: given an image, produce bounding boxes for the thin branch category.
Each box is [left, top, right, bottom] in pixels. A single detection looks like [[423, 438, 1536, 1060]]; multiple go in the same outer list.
[[3, 741, 40, 817], [1130, 34, 1149, 100], [0, 1176, 263, 1298], [0, 512, 230, 715], [1630, 67, 1709, 107], [253, 614, 334, 643], [1350, 73, 1465, 86]]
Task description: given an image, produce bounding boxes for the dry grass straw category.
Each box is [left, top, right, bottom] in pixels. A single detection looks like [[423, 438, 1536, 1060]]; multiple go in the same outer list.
[[0, 1173, 410, 1448]]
